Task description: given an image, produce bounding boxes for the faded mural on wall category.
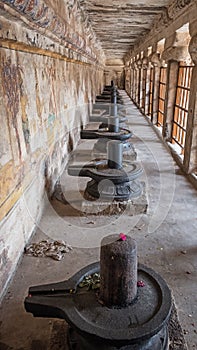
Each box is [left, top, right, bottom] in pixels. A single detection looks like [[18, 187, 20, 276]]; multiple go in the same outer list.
[[0, 1, 104, 298], [0, 0, 104, 62], [0, 50, 103, 219]]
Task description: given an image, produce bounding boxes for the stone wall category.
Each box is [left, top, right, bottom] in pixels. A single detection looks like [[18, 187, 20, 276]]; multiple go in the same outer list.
[[0, 0, 104, 299]]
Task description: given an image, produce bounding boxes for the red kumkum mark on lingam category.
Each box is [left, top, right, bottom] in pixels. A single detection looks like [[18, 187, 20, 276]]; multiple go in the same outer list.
[[119, 233, 127, 241]]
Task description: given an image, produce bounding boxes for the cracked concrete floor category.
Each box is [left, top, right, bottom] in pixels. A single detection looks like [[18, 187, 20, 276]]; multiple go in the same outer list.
[[0, 92, 197, 350]]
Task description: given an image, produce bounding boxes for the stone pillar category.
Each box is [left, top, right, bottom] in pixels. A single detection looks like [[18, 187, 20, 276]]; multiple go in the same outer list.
[[130, 62, 135, 100], [162, 32, 191, 139], [125, 65, 131, 96], [184, 26, 197, 173], [116, 70, 124, 89], [163, 60, 179, 139], [141, 57, 148, 114], [145, 61, 152, 116], [150, 52, 161, 124], [104, 70, 111, 86], [136, 59, 142, 107], [133, 61, 138, 103]]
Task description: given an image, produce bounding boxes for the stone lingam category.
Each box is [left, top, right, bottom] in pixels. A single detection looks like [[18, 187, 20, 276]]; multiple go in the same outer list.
[[93, 85, 124, 115], [68, 140, 142, 201], [81, 116, 134, 155], [80, 116, 132, 142], [89, 103, 127, 126], [24, 234, 172, 350], [95, 86, 123, 104]]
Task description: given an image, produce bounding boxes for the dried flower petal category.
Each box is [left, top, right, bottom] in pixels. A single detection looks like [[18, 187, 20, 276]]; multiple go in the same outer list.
[[137, 280, 145, 287], [119, 233, 127, 241]]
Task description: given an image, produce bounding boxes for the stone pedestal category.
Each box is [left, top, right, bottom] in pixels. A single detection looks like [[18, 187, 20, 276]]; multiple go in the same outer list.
[[82, 182, 147, 216]]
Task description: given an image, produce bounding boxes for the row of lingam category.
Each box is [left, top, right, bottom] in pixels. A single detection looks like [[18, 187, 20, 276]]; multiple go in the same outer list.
[[24, 83, 172, 350], [56, 82, 144, 208]]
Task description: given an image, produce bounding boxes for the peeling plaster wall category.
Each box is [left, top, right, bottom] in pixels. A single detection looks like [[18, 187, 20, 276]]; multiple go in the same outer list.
[[0, 2, 104, 299]]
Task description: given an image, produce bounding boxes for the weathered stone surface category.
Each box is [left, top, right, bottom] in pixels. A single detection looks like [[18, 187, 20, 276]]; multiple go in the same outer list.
[[162, 30, 191, 63], [167, 0, 192, 19], [189, 33, 197, 64], [80, 0, 170, 60], [126, 0, 196, 61], [149, 52, 161, 67]]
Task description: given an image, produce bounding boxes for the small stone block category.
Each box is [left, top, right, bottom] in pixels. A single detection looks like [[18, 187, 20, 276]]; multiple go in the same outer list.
[[81, 182, 147, 216]]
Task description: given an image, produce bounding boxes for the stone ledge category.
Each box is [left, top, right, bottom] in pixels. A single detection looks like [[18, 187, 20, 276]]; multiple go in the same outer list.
[[81, 182, 147, 216], [53, 181, 147, 216]]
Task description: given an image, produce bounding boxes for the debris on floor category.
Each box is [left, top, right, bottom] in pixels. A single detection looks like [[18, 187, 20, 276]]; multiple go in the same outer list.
[[24, 239, 72, 261]]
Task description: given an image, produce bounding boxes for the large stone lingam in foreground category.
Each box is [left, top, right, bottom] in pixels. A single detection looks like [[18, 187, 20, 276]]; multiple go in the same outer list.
[[24, 234, 172, 350]]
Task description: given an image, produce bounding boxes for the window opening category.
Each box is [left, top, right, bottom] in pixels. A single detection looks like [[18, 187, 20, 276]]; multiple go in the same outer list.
[[171, 63, 193, 153]]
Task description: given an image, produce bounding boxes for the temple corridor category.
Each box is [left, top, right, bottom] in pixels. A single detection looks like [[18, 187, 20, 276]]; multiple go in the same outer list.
[[0, 1, 197, 350]]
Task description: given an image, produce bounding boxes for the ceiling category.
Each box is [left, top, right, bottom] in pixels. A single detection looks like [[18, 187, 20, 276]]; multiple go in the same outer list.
[[80, 0, 171, 61]]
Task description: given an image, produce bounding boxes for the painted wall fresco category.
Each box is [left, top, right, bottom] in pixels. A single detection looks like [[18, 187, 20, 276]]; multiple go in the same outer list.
[[0, 49, 103, 217], [0, 8, 104, 298], [0, 0, 104, 63]]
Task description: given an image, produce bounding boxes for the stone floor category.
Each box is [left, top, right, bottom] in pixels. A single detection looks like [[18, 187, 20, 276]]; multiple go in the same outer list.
[[0, 92, 197, 350]]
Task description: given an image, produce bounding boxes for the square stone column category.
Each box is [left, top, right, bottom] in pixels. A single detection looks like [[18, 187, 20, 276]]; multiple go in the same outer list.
[[162, 60, 179, 139], [184, 27, 197, 174], [125, 66, 131, 96], [130, 63, 135, 100], [162, 32, 191, 140], [149, 52, 162, 124]]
